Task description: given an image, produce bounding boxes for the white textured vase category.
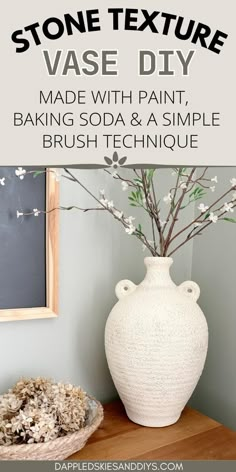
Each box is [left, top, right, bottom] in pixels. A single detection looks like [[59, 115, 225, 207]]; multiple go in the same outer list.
[[105, 257, 208, 427]]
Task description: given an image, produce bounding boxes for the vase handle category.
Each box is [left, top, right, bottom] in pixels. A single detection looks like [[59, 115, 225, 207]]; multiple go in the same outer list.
[[178, 281, 200, 302], [115, 280, 137, 300]]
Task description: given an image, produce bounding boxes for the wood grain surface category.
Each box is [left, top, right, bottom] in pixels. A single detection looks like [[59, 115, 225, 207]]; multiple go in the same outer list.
[[69, 400, 236, 460], [46, 169, 60, 316]]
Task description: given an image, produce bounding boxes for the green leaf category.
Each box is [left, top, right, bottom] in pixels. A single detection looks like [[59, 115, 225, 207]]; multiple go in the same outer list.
[[138, 224, 142, 233], [223, 218, 236, 223], [189, 189, 197, 198], [134, 178, 143, 186], [133, 189, 143, 203], [146, 169, 155, 182], [194, 193, 206, 201], [188, 187, 206, 202], [33, 171, 44, 178], [189, 187, 205, 199], [204, 212, 210, 220], [178, 167, 187, 176]]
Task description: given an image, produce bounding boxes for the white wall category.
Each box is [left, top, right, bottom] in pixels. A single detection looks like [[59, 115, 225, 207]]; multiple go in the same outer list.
[[0, 169, 193, 402], [190, 167, 236, 430]]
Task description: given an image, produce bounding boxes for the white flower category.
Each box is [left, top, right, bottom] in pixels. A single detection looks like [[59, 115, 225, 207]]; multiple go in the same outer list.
[[211, 176, 218, 183], [125, 225, 136, 235], [160, 220, 167, 229], [125, 216, 135, 225], [210, 186, 216, 192], [163, 193, 173, 204], [223, 202, 234, 213], [121, 181, 129, 192], [209, 212, 218, 223], [230, 178, 236, 187], [194, 222, 202, 228], [107, 201, 114, 209], [198, 203, 209, 213], [113, 210, 123, 220], [232, 192, 236, 202], [16, 211, 23, 219], [15, 167, 26, 180], [112, 171, 118, 178], [0, 178, 5, 186], [100, 198, 109, 208], [124, 216, 136, 235], [180, 182, 187, 190], [99, 189, 105, 197], [33, 209, 40, 217]]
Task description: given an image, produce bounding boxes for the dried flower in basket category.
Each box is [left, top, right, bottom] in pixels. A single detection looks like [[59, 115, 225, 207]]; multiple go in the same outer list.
[[0, 378, 88, 446]]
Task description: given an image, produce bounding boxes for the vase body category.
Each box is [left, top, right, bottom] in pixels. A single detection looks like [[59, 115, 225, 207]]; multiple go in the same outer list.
[[105, 257, 208, 427]]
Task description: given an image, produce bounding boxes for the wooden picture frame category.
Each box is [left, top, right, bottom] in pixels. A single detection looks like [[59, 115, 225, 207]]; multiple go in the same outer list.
[[0, 169, 59, 322]]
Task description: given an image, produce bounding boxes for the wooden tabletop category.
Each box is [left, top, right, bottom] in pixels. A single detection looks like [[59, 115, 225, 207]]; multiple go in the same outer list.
[[69, 400, 236, 460]]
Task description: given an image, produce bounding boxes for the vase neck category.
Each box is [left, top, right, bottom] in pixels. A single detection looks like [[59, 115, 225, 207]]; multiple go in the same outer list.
[[141, 258, 175, 288]]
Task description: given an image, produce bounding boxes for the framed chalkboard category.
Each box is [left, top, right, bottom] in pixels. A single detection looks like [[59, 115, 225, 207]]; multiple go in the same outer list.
[[0, 168, 59, 322]]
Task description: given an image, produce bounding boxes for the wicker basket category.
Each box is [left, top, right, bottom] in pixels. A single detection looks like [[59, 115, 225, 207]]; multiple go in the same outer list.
[[0, 398, 103, 460]]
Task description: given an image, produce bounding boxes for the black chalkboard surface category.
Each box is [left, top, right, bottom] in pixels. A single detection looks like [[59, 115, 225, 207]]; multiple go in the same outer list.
[[0, 168, 46, 309]]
